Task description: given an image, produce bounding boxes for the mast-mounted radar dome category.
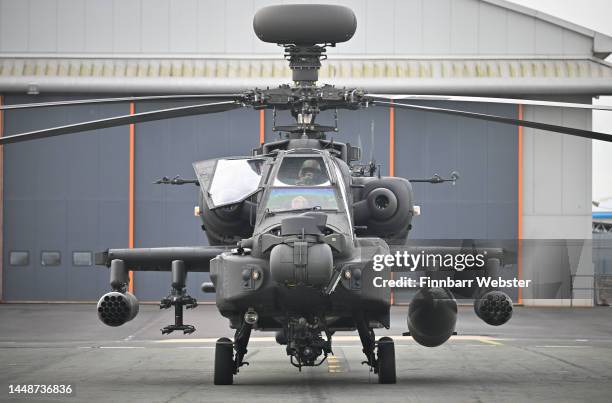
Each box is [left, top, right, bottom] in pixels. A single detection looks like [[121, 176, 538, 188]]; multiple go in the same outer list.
[[253, 4, 357, 84], [253, 4, 357, 45]]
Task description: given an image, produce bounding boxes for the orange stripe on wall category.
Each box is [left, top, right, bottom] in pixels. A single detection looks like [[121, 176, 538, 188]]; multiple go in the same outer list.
[[389, 104, 395, 177], [389, 103, 395, 305], [259, 110, 265, 144], [517, 104, 523, 305], [0, 95, 4, 302], [128, 102, 135, 294]]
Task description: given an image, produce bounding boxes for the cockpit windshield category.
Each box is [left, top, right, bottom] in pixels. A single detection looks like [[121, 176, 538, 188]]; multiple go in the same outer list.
[[274, 156, 331, 187], [265, 156, 340, 213], [265, 187, 339, 212]]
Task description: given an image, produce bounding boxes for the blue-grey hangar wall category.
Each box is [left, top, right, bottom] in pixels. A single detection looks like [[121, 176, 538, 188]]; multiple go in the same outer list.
[[1, 94, 518, 302]]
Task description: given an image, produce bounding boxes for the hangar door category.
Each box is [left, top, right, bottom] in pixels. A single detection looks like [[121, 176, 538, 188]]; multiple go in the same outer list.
[[2, 96, 516, 301]]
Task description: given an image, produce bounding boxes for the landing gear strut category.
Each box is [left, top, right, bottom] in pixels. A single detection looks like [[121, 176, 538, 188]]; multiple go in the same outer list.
[[355, 312, 396, 384], [214, 317, 252, 385]]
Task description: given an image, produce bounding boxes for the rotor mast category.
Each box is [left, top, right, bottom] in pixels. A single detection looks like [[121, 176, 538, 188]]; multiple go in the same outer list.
[[284, 43, 327, 137], [284, 44, 327, 86]]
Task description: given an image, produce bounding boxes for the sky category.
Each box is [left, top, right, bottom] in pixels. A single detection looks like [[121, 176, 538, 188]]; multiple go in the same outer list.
[[508, 0, 612, 36], [508, 0, 612, 203]]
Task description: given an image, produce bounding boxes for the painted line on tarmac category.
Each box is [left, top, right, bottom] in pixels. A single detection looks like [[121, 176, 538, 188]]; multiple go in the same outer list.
[[152, 335, 502, 344], [478, 338, 503, 346], [327, 355, 345, 373]]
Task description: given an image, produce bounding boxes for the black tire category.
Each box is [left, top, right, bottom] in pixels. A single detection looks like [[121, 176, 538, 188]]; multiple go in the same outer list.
[[377, 336, 396, 384], [214, 337, 234, 385]]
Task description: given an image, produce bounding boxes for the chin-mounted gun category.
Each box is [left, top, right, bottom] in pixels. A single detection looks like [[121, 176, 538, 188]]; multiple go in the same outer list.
[[410, 171, 460, 185]]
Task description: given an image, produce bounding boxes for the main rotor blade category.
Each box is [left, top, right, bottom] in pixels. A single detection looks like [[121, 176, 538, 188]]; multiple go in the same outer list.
[[373, 100, 612, 143], [0, 100, 241, 145], [0, 94, 241, 111], [367, 94, 612, 112]]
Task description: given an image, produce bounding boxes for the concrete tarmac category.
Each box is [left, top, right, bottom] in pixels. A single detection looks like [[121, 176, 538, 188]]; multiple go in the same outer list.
[[0, 304, 611, 402]]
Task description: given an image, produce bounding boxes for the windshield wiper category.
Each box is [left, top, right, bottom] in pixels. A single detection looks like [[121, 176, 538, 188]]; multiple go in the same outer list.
[[265, 206, 322, 217]]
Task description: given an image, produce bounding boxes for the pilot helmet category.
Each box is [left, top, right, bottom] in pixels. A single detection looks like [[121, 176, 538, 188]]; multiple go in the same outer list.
[[299, 159, 322, 178]]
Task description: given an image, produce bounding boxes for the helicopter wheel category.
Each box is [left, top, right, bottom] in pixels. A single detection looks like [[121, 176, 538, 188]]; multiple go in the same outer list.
[[214, 337, 234, 385], [376, 336, 396, 384]]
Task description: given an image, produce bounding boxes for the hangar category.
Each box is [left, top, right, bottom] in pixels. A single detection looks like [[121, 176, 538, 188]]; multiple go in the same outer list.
[[1, 0, 611, 305]]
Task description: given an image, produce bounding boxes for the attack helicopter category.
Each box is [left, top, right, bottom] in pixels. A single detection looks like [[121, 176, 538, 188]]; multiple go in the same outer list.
[[2, 4, 612, 386]]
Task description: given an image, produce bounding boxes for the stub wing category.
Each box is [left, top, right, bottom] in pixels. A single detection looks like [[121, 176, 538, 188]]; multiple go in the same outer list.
[[95, 246, 231, 272]]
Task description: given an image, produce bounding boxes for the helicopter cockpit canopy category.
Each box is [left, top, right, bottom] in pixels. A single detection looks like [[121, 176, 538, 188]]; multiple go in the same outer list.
[[265, 156, 340, 213], [193, 158, 265, 209], [274, 156, 331, 187]]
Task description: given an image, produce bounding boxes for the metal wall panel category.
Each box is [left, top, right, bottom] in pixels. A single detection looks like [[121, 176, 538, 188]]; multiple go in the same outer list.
[[395, 102, 518, 239], [57, 0, 86, 53], [2, 95, 129, 301], [507, 9, 536, 54], [522, 96, 592, 231], [519, 97, 593, 304], [0, 0, 598, 56], [479, 2, 508, 54], [169, 0, 198, 54], [85, 0, 114, 53], [197, 0, 227, 54], [450, 0, 479, 55], [132, 103, 260, 301], [0, 0, 28, 52], [561, 109, 590, 215], [422, 0, 451, 55], [112, 0, 142, 53], [225, 0, 254, 54], [535, 19, 564, 56], [394, 0, 423, 55], [142, 0, 170, 53], [29, 0, 57, 53]]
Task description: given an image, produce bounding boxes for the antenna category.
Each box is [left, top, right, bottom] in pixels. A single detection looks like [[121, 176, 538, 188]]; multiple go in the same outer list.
[[369, 120, 375, 163]]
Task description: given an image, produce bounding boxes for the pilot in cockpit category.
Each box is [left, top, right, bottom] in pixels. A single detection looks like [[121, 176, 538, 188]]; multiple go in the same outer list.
[[295, 159, 325, 186]]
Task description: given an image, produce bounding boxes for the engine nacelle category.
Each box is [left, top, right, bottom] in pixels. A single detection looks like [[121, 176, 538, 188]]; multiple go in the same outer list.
[[97, 291, 139, 327], [407, 288, 457, 347], [353, 177, 414, 240], [474, 290, 513, 326], [198, 191, 255, 245]]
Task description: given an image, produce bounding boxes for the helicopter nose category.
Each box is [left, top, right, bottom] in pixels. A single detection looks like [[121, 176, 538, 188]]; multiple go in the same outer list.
[[269, 215, 334, 287]]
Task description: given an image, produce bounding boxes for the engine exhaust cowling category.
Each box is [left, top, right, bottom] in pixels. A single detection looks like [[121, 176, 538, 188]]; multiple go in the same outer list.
[[353, 177, 414, 240], [474, 290, 513, 326], [97, 291, 139, 327], [407, 288, 457, 347]]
